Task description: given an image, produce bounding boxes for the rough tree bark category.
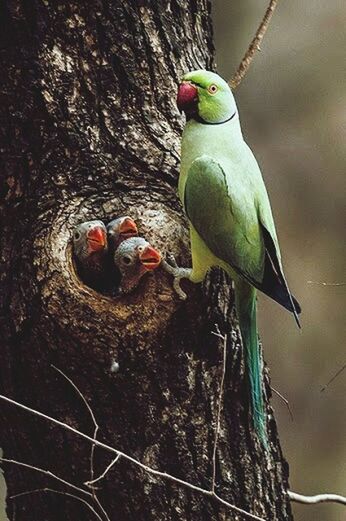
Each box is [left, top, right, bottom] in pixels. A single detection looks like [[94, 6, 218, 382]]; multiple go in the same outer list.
[[0, 1, 293, 520]]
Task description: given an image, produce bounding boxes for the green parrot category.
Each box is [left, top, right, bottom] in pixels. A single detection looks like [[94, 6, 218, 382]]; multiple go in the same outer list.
[[172, 69, 301, 443]]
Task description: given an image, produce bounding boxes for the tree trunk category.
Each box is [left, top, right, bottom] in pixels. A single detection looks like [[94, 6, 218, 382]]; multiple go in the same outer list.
[[0, 1, 293, 520]]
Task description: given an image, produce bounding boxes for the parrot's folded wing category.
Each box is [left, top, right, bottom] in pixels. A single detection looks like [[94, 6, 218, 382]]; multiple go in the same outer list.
[[184, 155, 265, 283], [184, 155, 301, 325], [258, 223, 301, 327]]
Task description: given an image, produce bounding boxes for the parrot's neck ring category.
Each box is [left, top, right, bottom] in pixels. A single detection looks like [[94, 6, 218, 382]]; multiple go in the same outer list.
[[191, 110, 237, 125]]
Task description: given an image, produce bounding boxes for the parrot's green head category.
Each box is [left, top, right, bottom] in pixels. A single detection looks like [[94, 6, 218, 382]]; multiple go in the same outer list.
[[177, 70, 237, 124]]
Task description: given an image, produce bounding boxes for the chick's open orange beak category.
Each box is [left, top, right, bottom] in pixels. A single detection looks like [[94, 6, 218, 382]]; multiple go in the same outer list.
[[87, 226, 106, 252], [139, 245, 161, 270], [119, 217, 138, 238]]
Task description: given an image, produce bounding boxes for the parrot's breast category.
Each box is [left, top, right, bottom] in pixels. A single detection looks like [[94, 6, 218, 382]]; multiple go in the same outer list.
[[178, 118, 243, 204]]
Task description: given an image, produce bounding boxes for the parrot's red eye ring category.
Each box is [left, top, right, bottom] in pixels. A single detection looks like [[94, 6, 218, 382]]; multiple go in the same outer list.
[[208, 84, 218, 95]]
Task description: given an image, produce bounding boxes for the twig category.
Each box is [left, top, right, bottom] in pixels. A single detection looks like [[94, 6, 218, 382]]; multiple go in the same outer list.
[[271, 386, 294, 421], [85, 455, 121, 487], [307, 281, 346, 287], [0, 457, 92, 499], [320, 364, 346, 393], [211, 331, 225, 341], [51, 365, 99, 486], [211, 331, 227, 493], [288, 490, 346, 506], [230, 0, 279, 89], [0, 393, 265, 521], [0, 458, 106, 521], [51, 366, 109, 521], [9, 488, 104, 521]]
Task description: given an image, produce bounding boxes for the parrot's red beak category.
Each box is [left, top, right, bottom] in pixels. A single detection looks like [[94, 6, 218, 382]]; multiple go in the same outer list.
[[139, 246, 162, 270], [119, 217, 138, 239], [87, 226, 106, 252], [177, 82, 198, 114]]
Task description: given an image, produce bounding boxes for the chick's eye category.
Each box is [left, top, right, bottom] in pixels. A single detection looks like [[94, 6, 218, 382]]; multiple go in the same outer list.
[[122, 256, 132, 265], [208, 84, 218, 95]]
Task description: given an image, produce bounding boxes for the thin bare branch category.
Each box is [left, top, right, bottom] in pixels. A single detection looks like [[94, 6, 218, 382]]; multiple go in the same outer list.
[[320, 364, 346, 393], [0, 457, 92, 499], [211, 324, 225, 341], [271, 386, 294, 421], [10, 488, 104, 521], [51, 365, 109, 521], [288, 490, 346, 506], [0, 393, 265, 521], [51, 365, 98, 432], [230, 0, 279, 89], [211, 332, 227, 493], [51, 365, 99, 486], [211, 332, 225, 340], [85, 455, 122, 487], [307, 281, 346, 287]]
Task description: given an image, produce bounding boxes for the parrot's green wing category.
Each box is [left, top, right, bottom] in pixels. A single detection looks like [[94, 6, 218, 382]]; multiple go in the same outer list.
[[184, 155, 301, 321]]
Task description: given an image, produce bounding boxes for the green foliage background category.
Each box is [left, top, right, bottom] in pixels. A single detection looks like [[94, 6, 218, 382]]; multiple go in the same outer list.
[[0, 2, 345, 520]]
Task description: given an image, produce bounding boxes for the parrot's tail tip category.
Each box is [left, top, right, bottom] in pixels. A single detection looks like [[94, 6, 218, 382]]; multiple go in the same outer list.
[[293, 310, 302, 330]]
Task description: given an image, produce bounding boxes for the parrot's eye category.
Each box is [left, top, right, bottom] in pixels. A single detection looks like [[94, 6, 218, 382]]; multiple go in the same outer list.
[[122, 256, 132, 265], [137, 246, 144, 253], [74, 231, 81, 240], [208, 84, 218, 95]]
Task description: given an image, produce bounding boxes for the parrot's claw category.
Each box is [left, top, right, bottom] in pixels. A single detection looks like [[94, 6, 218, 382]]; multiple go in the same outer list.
[[173, 277, 188, 300], [161, 258, 192, 300]]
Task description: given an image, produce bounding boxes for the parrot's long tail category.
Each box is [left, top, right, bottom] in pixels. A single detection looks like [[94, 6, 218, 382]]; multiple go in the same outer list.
[[235, 278, 267, 446]]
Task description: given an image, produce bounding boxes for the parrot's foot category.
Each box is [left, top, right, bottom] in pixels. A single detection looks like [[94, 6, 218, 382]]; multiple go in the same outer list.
[[161, 254, 192, 300]]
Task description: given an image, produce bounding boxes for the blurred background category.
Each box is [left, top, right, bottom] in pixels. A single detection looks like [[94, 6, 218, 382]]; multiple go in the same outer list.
[[213, 1, 345, 520], [0, 1, 344, 520]]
